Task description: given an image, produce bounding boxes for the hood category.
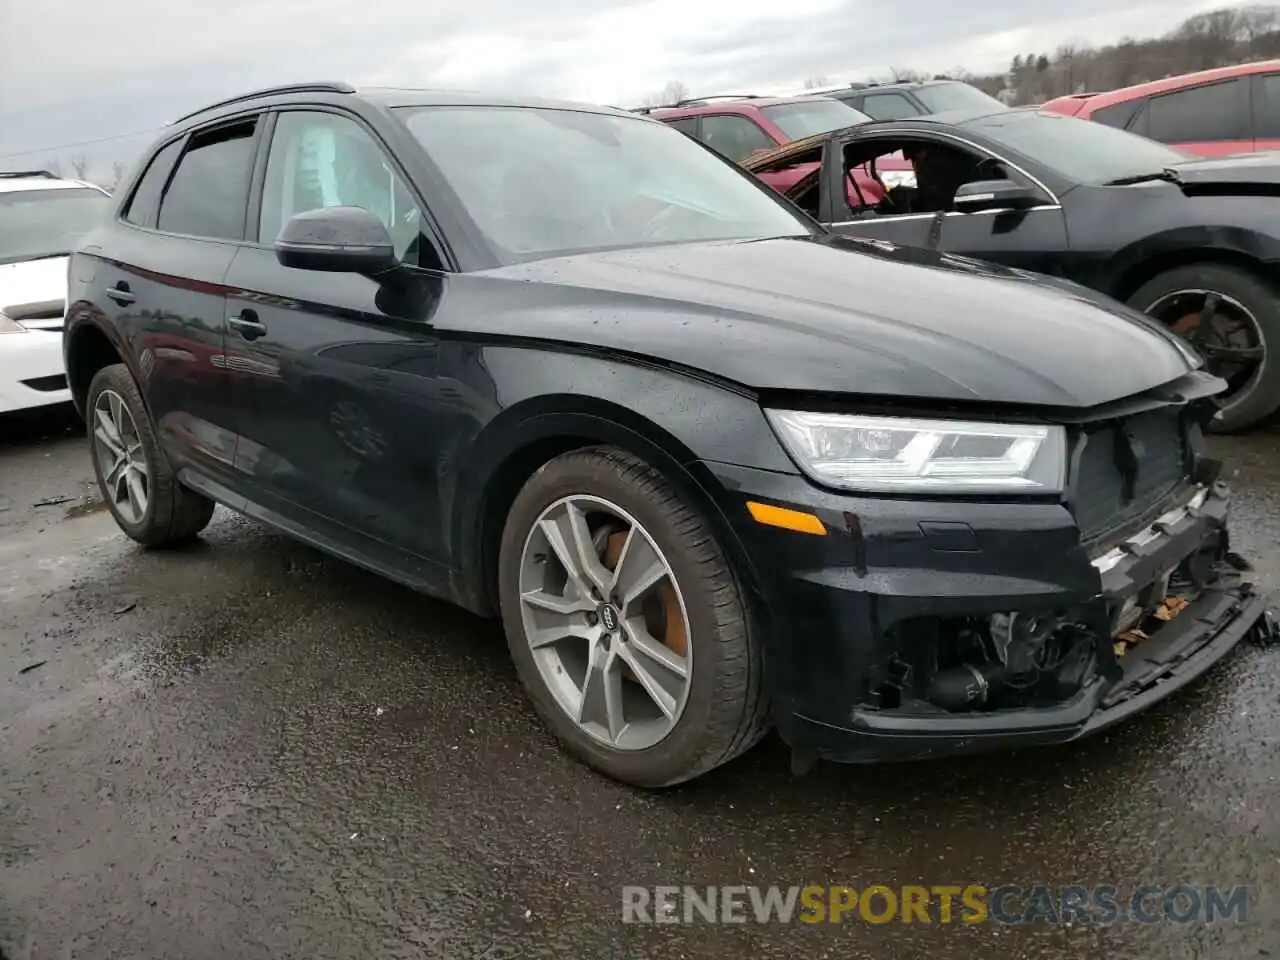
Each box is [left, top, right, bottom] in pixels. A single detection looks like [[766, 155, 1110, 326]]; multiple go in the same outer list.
[[0, 256, 68, 318], [473, 236, 1196, 408], [1167, 152, 1280, 193]]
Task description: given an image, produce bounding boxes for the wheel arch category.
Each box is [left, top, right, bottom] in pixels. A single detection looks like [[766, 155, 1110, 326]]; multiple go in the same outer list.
[[64, 318, 125, 417], [449, 397, 767, 624], [1109, 240, 1279, 305]]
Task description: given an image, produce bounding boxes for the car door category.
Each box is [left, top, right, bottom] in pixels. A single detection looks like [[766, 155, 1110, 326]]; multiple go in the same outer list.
[[819, 135, 941, 251], [99, 116, 262, 482], [825, 131, 1068, 273], [933, 151, 1068, 276], [223, 107, 452, 570]]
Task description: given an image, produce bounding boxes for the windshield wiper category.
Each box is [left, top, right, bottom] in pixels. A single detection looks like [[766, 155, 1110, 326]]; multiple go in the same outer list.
[[1104, 169, 1181, 187]]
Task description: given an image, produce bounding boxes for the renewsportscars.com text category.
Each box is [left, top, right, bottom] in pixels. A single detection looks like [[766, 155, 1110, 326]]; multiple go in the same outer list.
[[621, 884, 1249, 925]]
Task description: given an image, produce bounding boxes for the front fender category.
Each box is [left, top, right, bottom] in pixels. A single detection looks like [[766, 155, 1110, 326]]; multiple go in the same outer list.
[[1107, 223, 1280, 297], [442, 343, 798, 614]]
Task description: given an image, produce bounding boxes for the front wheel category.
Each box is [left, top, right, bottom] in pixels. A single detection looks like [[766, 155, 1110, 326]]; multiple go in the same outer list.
[[497, 447, 770, 787], [1129, 263, 1280, 432]]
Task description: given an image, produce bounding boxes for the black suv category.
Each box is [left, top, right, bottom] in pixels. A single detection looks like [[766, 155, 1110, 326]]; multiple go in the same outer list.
[[64, 82, 1266, 787], [814, 79, 1007, 120]]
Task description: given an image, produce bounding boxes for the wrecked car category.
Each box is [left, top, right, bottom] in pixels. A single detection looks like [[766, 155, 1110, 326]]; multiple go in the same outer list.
[[64, 83, 1267, 787], [743, 106, 1280, 432]]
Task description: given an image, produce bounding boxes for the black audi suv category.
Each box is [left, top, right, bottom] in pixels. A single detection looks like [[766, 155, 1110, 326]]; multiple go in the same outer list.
[[63, 82, 1267, 787]]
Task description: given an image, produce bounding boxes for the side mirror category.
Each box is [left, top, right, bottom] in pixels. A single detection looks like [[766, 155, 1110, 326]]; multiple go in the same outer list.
[[274, 206, 397, 275], [952, 179, 1039, 213]]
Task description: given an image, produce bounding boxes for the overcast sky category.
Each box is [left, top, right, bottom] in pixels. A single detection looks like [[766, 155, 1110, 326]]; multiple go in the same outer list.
[[0, 0, 1232, 173]]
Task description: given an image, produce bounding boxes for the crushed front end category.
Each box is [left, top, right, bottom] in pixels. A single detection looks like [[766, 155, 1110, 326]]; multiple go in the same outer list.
[[709, 374, 1270, 763]]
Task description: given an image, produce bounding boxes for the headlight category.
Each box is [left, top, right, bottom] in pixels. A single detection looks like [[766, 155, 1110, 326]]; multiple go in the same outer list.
[[765, 410, 1066, 494], [0, 311, 26, 334]]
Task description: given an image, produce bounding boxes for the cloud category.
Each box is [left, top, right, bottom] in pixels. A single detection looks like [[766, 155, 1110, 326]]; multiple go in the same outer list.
[[0, 0, 1231, 172]]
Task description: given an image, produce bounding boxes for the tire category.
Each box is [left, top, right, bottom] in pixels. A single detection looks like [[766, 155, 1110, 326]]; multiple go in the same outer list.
[[1128, 263, 1280, 432], [85, 363, 215, 547], [497, 446, 770, 788]]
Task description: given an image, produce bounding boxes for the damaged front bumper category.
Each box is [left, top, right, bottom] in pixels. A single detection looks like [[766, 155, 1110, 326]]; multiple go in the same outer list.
[[707, 462, 1269, 764]]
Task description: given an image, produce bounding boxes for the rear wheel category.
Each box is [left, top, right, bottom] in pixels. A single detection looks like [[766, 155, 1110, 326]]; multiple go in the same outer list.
[[1129, 263, 1280, 432], [497, 447, 770, 787], [86, 363, 215, 546]]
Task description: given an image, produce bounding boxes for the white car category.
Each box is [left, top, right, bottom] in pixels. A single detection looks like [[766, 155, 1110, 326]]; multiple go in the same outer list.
[[1, 171, 112, 414]]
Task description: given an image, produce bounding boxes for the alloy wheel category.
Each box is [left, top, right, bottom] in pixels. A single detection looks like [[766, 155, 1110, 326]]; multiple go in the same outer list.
[[1146, 288, 1266, 415], [92, 388, 149, 524], [517, 495, 692, 751]]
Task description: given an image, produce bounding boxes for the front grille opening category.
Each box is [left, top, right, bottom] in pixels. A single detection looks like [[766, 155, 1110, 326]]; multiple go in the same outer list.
[[20, 374, 68, 392], [864, 614, 1099, 715], [1070, 407, 1189, 545]]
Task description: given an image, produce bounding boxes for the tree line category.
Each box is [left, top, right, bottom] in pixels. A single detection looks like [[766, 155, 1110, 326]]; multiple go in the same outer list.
[[646, 3, 1280, 107], [953, 3, 1280, 104]]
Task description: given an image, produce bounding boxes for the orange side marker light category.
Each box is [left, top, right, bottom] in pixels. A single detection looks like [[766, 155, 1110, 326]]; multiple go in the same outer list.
[[746, 501, 827, 536]]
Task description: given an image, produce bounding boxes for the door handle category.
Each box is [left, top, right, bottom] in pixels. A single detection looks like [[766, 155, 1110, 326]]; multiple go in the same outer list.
[[106, 283, 136, 306], [228, 310, 267, 341]]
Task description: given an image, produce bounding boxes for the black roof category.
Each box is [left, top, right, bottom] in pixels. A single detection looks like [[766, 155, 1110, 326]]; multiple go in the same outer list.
[[169, 80, 638, 126], [861, 78, 973, 91], [867, 104, 1035, 129], [633, 93, 837, 114]]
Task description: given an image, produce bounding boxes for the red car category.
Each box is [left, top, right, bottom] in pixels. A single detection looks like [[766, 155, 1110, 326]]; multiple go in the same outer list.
[[637, 95, 911, 206], [1042, 59, 1280, 157]]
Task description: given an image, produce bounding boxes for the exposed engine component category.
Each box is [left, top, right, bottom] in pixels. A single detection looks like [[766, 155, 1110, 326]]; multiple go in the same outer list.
[[923, 612, 1090, 712], [989, 612, 1058, 682], [926, 662, 1006, 711]]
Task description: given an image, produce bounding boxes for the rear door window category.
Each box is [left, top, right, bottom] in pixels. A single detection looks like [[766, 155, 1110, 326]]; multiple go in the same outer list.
[[859, 93, 920, 120], [697, 115, 776, 162], [1146, 79, 1246, 143], [156, 118, 258, 240], [123, 139, 183, 227], [1091, 98, 1145, 131], [663, 116, 700, 138]]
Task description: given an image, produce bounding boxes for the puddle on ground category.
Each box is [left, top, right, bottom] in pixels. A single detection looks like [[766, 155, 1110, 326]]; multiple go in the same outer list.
[[65, 498, 108, 519]]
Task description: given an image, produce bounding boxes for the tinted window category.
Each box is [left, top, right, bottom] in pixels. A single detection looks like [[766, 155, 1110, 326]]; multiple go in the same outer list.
[[663, 117, 700, 137], [0, 188, 111, 265], [696, 115, 776, 162], [259, 111, 429, 264], [1090, 98, 1145, 130], [759, 99, 870, 139], [966, 110, 1190, 184], [1147, 80, 1244, 143], [1257, 74, 1280, 138], [397, 105, 811, 264], [123, 139, 182, 226], [913, 83, 1005, 115], [860, 93, 920, 120], [156, 119, 257, 240]]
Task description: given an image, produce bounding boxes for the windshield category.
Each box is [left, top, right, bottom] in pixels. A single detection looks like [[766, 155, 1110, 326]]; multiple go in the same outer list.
[[964, 110, 1192, 184], [396, 106, 812, 265], [0, 187, 110, 265], [759, 99, 870, 139], [914, 82, 1006, 115]]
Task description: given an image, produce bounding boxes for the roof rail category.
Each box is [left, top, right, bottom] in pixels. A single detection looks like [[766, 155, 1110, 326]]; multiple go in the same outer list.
[[674, 94, 763, 106], [629, 94, 764, 114], [169, 81, 357, 125], [0, 169, 60, 179]]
